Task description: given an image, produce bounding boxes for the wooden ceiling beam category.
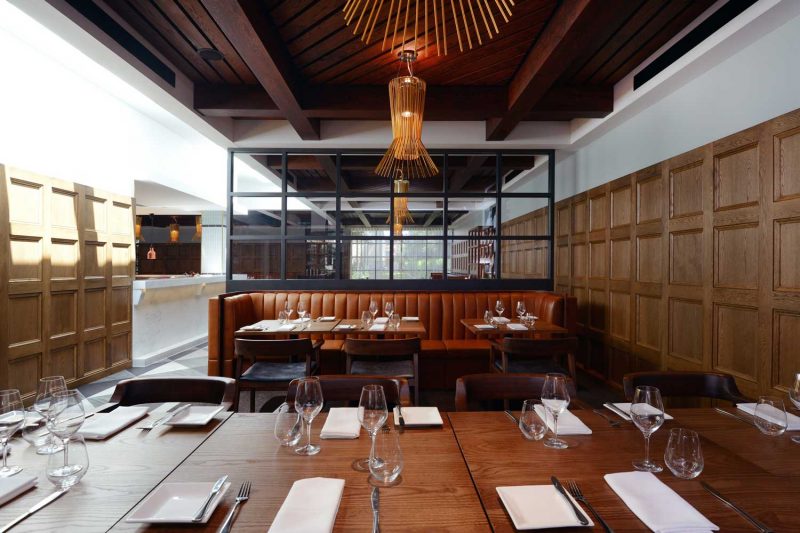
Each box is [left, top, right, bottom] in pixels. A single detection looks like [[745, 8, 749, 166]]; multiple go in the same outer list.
[[199, 0, 320, 139], [486, 0, 624, 140]]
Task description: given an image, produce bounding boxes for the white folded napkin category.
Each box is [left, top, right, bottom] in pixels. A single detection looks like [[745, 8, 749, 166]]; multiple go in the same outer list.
[[401, 316, 419, 321], [320, 408, 361, 439], [605, 471, 718, 533], [374, 317, 389, 324], [318, 316, 336, 322], [506, 323, 528, 331], [241, 320, 270, 331], [607, 403, 674, 421], [276, 324, 295, 332], [268, 478, 345, 533], [496, 485, 594, 530], [493, 316, 511, 324], [393, 406, 443, 426], [291, 318, 311, 324], [79, 406, 149, 440], [334, 324, 357, 331], [534, 405, 592, 435], [368, 324, 385, 332], [474, 324, 496, 330], [737, 403, 800, 430], [0, 475, 37, 506]]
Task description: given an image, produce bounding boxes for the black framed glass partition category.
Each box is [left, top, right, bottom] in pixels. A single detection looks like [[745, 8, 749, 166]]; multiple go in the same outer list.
[[227, 149, 555, 290]]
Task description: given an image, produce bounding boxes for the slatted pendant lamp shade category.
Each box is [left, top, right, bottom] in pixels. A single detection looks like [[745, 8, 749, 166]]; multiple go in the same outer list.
[[387, 177, 414, 234]]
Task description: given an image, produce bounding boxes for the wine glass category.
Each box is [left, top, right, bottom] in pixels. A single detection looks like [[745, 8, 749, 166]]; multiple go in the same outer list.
[[369, 300, 379, 323], [274, 401, 302, 446], [353, 385, 388, 471], [33, 376, 67, 455], [384, 301, 394, 319], [22, 407, 50, 450], [284, 301, 294, 320], [47, 390, 86, 477], [541, 373, 570, 449], [46, 434, 88, 489], [293, 377, 323, 456], [664, 428, 704, 479], [754, 396, 788, 436], [630, 386, 665, 472], [369, 427, 403, 487], [361, 311, 372, 329], [483, 309, 493, 325], [0, 390, 24, 477], [516, 301, 527, 322], [789, 373, 800, 444], [297, 301, 308, 323], [495, 300, 505, 318], [519, 399, 546, 441]]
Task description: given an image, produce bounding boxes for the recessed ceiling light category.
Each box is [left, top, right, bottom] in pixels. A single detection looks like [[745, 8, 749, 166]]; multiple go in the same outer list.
[[198, 48, 224, 61]]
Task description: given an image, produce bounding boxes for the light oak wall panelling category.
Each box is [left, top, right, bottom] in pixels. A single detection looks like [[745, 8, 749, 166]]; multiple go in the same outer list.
[[607, 174, 634, 385], [586, 184, 610, 378], [554, 198, 571, 295], [500, 206, 549, 279], [0, 166, 134, 400]]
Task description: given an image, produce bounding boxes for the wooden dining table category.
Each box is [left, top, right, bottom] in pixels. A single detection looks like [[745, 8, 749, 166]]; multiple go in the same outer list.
[[460, 317, 569, 338], [234, 318, 427, 339]]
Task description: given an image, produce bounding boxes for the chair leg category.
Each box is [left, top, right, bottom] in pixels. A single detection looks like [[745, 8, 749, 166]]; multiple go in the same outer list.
[[250, 390, 256, 413]]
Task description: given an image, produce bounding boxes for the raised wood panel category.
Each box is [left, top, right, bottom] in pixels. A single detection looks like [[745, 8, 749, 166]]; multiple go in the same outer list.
[[714, 304, 758, 381], [7, 353, 40, 397], [50, 291, 77, 338], [572, 286, 588, 327], [714, 143, 759, 211], [609, 291, 630, 341], [8, 236, 42, 282], [111, 288, 131, 326], [84, 195, 107, 232], [589, 288, 606, 332], [668, 298, 704, 364], [670, 160, 704, 218], [84, 289, 106, 332], [112, 244, 132, 278], [8, 178, 42, 226], [83, 338, 106, 375], [589, 240, 607, 279], [51, 188, 78, 229], [610, 238, 630, 280], [556, 245, 569, 278], [572, 200, 587, 234], [571, 243, 587, 279], [774, 126, 800, 202], [50, 345, 77, 381], [84, 242, 106, 279], [774, 218, 800, 291], [611, 186, 631, 227], [670, 230, 703, 286], [636, 235, 662, 283], [635, 295, 661, 351], [110, 201, 132, 236], [773, 310, 800, 389], [7, 294, 41, 348], [110, 333, 131, 365], [589, 194, 607, 231], [557, 205, 570, 237], [714, 223, 759, 289], [51, 239, 78, 280], [637, 176, 662, 224]]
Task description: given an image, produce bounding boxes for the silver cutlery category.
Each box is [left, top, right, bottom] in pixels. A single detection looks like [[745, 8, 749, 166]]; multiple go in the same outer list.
[[603, 403, 632, 422], [551, 476, 589, 526], [0, 488, 69, 533], [504, 410, 519, 425], [217, 481, 250, 533], [137, 403, 191, 430], [567, 480, 613, 532], [371, 486, 380, 533], [193, 475, 228, 522], [713, 407, 756, 427], [592, 409, 622, 427], [397, 407, 406, 433], [701, 481, 773, 533]]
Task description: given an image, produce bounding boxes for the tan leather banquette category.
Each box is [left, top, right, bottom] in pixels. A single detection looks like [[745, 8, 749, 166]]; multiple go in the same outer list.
[[209, 291, 576, 389]]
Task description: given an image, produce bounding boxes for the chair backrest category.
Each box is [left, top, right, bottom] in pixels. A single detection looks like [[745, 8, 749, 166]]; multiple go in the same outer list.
[[500, 337, 578, 358], [455, 373, 578, 411], [343, 337, 421, 358], [284, 375, 411, 409], [622, 371, 750, 404], [107, 376, 236, 411], [234, 338, 315, 362]]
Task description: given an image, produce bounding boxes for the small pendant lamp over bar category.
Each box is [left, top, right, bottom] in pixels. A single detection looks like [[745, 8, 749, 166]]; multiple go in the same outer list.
[[375, 50, 438, 180]]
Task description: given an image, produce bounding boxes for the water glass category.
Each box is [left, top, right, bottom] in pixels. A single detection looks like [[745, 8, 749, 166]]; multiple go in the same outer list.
[[495, 300, 505, 318], [541, 373, 570, 449], [630, 386, 665, 472], [361, 310, 372, 329], [46, 435, 88, 489], [34, 376, 67, 455], [0, 390, 24, 477], [273, 402, 302, 447], [354, 385, 388, 471], [389, 314, 401, 330], [278, 310, 289, 325], [384, 301, 394, 319], [294, 377, 323, 456], [483, 309, 493, 325], [519, 400, 546, 441], [369, 428, 403, 487], [22, 407, 51, 450], [516, 301, 526, 322], [664, 428, 704, 479], [753, 396, 788, 436]]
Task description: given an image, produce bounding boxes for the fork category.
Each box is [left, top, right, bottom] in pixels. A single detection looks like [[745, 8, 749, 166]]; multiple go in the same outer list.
[[567, 480, 613, 532], [217, 481, 251, 533]]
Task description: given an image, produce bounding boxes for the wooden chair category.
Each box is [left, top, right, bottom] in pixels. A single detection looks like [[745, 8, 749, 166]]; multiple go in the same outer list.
[[455, 373, 580, 411], [623, 371, 750, 404], [281, 375, 412, 411], [101, 377, 236, 412], [344, 337, 421, 406], [234, 338, 321, 412], [490, 337, 578, 381]]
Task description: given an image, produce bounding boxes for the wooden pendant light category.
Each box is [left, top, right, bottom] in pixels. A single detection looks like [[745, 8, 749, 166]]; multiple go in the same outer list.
[[343, 0, 515, 56]]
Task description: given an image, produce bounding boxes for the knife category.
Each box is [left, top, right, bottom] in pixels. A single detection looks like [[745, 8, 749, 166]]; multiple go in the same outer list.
[[504, 410, 519, 424], [371, 486, 380, 533], [0, 488, 69, 533], [701, 481, 773, 533], [551, 476, 589, 526], [603, 403, 632, 421], [139, 403, 192, 430], [193, 475, 228, 522], [397, 407, 406, 433], [713, 407, 755, 427]]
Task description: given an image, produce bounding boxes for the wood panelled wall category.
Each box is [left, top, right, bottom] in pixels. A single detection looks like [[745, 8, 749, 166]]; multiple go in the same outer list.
[[555, 109, 800, 398], [0, 165, 134, 400], [501, 206, 549, 279]]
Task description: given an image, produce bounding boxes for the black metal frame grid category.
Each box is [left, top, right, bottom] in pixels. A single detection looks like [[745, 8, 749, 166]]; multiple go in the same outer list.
[[227, 148, 555, 291]]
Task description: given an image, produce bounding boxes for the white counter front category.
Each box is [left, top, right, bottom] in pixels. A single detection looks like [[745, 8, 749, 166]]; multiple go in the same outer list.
[[132, 275, 225, 367]]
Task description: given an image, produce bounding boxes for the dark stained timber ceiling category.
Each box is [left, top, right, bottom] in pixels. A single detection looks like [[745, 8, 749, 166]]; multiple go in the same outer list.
[[79, 0, 715, 140]]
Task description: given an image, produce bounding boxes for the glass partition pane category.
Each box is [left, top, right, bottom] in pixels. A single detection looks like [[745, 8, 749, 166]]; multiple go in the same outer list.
[[233, 153, 282, 193], [340, 197, 390, 236], [500, 198, 549, 236], [447, 155, 497, 193], [285, 197, 336, 237], [393, 239, 443, 279], [501, 154, 549, 193], [390, 196, 444, 237], [231, 242, 280, 279], [447, 197, 496, 236], [340, 154, 390, 194], [342, 239, 390, 280], [231, 197, 282, 236], [286, 240, 336, 279], [286, 154, 336, 193], [447, 238, 496, 279]]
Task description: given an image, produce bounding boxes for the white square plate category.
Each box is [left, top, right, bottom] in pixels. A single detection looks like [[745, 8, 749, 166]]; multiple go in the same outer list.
[[166, 406, 225, 427], [393, 406, 443, 426], [497, 485, 594, 530], [126, 481, 231, 523]]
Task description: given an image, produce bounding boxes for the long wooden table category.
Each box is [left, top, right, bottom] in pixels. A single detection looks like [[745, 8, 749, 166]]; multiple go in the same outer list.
[[460, 318, 569, 338]]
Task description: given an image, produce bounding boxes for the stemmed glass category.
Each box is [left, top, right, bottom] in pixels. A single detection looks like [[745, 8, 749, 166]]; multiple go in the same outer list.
[[384, 301, 394, 320], [353, 385, 388, 471], [516, 301, 527, 322], [541, 373, 570, 449], [284, 301, 294, 320], [664, 428, 703, 479], [630, 386, 665, 472], [753, 396, 788, 436], [0, 390, 25, 477], [46, 390, 86, 477], [33, 376, 67, 455], [369, 427, 403, 487], [519, 399, 547, 441], [297, 301, 308, 328], [294, 377, 323, 456], [495, 300, 505, 319], [369, 300, 379, 323], [788, 373, 800, 444]]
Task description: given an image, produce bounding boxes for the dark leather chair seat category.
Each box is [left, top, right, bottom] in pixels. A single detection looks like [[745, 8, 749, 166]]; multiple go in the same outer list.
[[350, 360, 414, 378], [240, 361, 316, 383]]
